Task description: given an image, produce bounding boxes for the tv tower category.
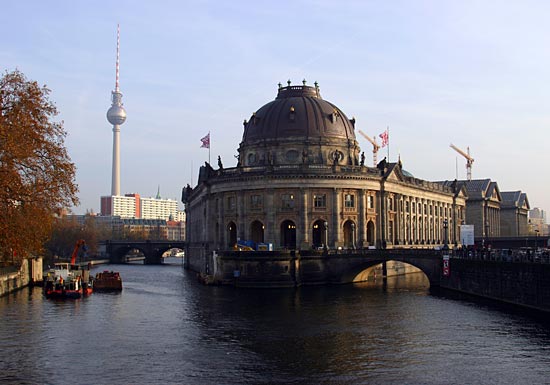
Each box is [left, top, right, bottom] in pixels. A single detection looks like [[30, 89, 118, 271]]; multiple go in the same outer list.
[[106, 24, 127, 196]]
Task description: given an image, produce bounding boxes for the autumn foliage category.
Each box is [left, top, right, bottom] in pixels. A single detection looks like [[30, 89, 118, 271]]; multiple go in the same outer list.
[[0, 70, 79, 266]]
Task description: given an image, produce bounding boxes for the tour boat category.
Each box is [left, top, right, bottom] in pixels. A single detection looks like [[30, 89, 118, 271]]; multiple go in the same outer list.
[[93, 270, 123, 292]]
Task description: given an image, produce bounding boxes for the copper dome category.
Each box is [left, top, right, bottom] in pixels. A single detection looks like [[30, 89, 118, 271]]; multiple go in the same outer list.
[[241, 82, 356, 145]]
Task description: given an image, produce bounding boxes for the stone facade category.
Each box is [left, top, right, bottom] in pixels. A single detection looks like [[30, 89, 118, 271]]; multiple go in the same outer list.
[[183, 83, 467, 275], [500, 191, 530, 236], [0, 258, 42, 297]]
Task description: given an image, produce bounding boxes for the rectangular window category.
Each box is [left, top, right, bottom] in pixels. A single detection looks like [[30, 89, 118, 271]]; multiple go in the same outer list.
[[281, 193, 295, 209], [250, 194, 263, 210], [344, 193, 355, 211], [314, 194, 326, 209], [226, 196, 236, 210], [367, 195, 374, 209]]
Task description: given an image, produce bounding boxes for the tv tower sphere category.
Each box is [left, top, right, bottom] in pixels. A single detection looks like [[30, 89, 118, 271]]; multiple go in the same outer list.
[[107, 92, 127, 125]]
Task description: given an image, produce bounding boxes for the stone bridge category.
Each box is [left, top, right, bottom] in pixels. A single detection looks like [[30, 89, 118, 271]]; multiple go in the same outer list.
[[102, 240, 187, 264], [208, 249, 445, 287]]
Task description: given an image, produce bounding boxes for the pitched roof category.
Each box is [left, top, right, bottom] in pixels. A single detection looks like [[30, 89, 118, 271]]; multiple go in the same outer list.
[[501, 191, 530, 209]]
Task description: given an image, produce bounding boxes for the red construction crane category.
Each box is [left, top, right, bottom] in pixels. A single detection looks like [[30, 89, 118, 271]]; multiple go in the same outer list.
[[70, 239, 87, 266], [450, 143, 474, 181], [358, 130, 380, 166]]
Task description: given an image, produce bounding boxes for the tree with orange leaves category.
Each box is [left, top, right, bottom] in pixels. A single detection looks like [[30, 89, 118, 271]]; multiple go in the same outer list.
[[0, 70, 79, 266]]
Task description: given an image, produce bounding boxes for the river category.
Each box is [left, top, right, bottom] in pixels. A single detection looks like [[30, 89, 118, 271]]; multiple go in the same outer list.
[[1, 258, 549, 385]]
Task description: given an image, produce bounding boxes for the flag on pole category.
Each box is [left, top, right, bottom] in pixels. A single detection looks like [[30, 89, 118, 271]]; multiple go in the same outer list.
[[379, 129, 389, 148], [200, 132, 210, 149]]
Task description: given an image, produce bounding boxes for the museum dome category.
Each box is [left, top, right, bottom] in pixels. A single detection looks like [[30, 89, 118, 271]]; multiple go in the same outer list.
[[241, 81, 356, 145]]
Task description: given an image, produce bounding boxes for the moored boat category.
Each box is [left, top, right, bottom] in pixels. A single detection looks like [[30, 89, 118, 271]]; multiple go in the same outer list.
[[43, 262, 93, 299], [94, 270, 123, 292], [43, 239, 93, 299]]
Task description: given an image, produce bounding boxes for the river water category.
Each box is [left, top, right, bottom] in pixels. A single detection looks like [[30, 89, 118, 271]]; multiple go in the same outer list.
[[1, 258, 549, 385]]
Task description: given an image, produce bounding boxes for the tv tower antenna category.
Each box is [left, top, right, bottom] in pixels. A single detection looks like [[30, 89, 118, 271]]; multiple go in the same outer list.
[[106, 24, 127, 196]]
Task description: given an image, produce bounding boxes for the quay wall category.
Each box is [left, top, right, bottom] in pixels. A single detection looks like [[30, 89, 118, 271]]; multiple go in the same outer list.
[[0, 258, 43, 297], [440, 258, 550, 313]]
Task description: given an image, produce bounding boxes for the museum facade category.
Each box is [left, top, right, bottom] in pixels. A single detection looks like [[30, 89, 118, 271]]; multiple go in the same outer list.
[[182, 82, 467, 276]]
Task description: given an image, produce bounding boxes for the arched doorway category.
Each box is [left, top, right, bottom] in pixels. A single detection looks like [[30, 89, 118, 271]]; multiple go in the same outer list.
[[227, 222, 237, 248], [250, 220, 264, 244], [312, 219, 328, 248], [343, 220, 356, 249], [280, 220, 296, 249], [367, 220, 375, 246]]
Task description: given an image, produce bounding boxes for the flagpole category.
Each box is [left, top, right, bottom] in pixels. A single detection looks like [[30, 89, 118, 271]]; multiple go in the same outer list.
[[208, 131, 211, 165], [387, 126, 390, 161]]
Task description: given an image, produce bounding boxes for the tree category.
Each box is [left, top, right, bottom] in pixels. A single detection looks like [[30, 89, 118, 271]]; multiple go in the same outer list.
[[44, 216, 111, 264], [0, 70, 79, 266]]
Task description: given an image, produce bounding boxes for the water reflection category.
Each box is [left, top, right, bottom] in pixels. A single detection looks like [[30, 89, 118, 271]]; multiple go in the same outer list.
[[1, 263, 549, 385]]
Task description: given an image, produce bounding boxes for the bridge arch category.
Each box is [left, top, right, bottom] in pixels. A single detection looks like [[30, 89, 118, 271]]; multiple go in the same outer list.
[[330, 251, 442, 287], [105, 240, 188, 265]]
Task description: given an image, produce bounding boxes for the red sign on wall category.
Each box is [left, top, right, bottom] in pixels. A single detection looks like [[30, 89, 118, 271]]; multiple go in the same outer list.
[[443, 255, 450, 276]]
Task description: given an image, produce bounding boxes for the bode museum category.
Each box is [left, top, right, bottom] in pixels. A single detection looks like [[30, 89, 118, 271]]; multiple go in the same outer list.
[[182, 81, 528, 286]]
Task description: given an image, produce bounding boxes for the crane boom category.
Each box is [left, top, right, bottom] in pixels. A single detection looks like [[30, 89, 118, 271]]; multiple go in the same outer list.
[[358, 130, 380, 166], [70, 239, 87, 266], [450, 143, 474, 180]]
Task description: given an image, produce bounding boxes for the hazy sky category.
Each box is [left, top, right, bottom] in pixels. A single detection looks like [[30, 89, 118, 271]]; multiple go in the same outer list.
[[3, 1, 549, 217]]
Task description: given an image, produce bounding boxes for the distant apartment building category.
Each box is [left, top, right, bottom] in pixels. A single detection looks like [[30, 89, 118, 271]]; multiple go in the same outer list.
[[140, 196, 177, 220], [100, 193, 183, 221], [100, 194, 140, 218], [97, 191, 185, 240], [529, 207, 548, 235]]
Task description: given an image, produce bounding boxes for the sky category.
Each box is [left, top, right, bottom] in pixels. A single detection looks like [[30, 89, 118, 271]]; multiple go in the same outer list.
[[2, 0, 550, 218]]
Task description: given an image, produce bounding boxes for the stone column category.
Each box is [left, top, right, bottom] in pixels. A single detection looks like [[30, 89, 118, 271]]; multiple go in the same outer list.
[[237, 192, 245, 242], [266, 189, 276, 247], [332, 188, 342, 248], [358, 189, 366, 248], [378, 184, 386, 248], [217, 195, 224, 250], [299, 188, 309, 249]]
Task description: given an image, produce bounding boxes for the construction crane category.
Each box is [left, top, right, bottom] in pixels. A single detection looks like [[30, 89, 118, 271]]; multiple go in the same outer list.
[[358, 130, 380, 166], [450, 143, 474, 181]]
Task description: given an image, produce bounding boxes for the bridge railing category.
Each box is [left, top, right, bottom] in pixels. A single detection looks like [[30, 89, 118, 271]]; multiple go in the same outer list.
[[450, 248, 550, 264]]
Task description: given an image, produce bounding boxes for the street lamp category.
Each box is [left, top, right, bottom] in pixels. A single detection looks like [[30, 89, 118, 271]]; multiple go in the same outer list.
[[324, 221, 328, 249], [443, 219, 448, 250], [351, 222, 356, 249]]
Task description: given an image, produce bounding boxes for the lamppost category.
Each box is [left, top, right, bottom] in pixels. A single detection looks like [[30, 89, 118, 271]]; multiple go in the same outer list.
[[443, 219, 448, 250], [324, 221, 329, 250], [351, 223, 356, 249]]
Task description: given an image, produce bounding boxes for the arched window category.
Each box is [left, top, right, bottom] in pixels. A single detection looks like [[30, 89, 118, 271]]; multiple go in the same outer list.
[[227, 222, 237, 248], [250, 220, 264, 244], [343, 220, 356, 248], [280, 220, 296, 249], [312, 219, 328, 248]]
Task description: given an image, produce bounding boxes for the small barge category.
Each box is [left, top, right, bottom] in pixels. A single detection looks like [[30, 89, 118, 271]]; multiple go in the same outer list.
[[94, 271, 123, 292]]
